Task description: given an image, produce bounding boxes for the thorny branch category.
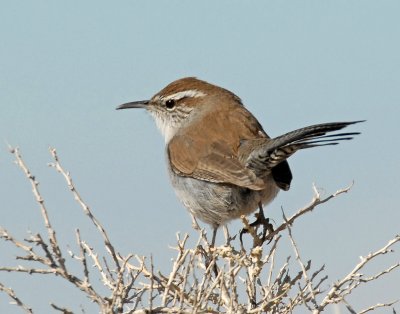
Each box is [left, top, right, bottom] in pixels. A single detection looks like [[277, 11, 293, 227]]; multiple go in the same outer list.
[[0, 283, 33, 314], [0, 147, 399, 313], [266, 183, 353, 242], [48, 147, 121, 270]]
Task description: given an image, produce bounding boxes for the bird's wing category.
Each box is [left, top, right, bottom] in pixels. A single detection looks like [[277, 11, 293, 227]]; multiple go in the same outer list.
[[167, 105, 268, 190], [168, 135, 265, 190]]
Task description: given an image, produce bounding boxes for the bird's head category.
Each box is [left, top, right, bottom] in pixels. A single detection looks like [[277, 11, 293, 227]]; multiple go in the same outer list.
[[116, 77, 242, 143]]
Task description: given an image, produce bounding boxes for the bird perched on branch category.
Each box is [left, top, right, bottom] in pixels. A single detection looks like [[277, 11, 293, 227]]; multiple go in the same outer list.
[[117, 77, 363, 245]]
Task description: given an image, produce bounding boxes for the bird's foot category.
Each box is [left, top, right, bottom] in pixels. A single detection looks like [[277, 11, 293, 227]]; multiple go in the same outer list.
[[240, 205, 275, 247], [251, 213, 274, 243]]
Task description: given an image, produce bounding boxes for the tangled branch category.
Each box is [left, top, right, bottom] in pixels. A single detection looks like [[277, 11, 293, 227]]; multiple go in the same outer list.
[[0, 147, 398, 313]]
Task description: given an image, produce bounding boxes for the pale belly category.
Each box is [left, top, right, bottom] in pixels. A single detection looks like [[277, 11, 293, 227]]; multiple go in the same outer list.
[[168, 169, 280, 228]]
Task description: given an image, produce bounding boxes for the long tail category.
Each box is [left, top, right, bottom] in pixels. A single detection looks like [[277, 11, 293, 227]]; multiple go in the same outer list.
[[246, 120, 364, 171]]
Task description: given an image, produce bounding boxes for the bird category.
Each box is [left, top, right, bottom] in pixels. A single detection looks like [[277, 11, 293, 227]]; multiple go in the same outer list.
[[117, 77, 363, 245]]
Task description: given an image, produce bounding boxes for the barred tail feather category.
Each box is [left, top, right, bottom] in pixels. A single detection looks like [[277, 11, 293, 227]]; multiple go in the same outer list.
[[246, 120, 364, 171]]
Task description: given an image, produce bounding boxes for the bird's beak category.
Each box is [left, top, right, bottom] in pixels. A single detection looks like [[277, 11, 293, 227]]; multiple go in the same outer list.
[[116, 100, 150, 110]]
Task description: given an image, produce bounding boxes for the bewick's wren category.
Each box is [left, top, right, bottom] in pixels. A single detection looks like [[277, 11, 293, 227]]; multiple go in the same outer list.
[[117, 77, 362, 244]]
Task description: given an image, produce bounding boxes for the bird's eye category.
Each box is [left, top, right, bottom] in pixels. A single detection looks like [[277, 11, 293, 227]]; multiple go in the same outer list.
[[165, 99, 175, 110]]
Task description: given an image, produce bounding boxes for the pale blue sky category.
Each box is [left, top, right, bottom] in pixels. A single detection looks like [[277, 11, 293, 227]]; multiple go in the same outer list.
[[1, 1, 399, 313]]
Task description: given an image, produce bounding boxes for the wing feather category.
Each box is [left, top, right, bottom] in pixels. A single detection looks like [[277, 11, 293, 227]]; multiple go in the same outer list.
[[167, 103, 269, 190], [168, 135, 264, 190]]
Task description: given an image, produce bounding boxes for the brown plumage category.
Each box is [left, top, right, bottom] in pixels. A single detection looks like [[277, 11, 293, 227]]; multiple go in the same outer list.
[[117, 77, 363, 244]]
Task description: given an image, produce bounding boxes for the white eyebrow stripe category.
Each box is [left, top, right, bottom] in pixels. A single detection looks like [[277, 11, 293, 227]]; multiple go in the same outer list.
[[163, 90, 206, 101]]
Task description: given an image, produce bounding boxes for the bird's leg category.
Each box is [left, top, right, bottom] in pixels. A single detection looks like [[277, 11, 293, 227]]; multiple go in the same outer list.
[[190, 213, 201, 230], [198, 225, 219, 278], [223, 225, 232, 246], [210, 227, 222, 277], [211, 226, 218, 247]]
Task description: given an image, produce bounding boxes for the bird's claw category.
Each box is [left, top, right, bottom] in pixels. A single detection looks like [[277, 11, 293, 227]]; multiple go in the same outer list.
[[240, 211, 275, 247]]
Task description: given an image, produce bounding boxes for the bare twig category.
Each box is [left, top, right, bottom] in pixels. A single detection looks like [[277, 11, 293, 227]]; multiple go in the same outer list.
[[1, 147, 398, 314], [0, 282, 33, 314], [358, 300, 399, 314], [285, 215, 318, 310], [316, 235, 400, 313], [266, 183, 353, 241], [50, 303, 74, 314], [13, 147, 66, 272], [48, 147, 121, 270]]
